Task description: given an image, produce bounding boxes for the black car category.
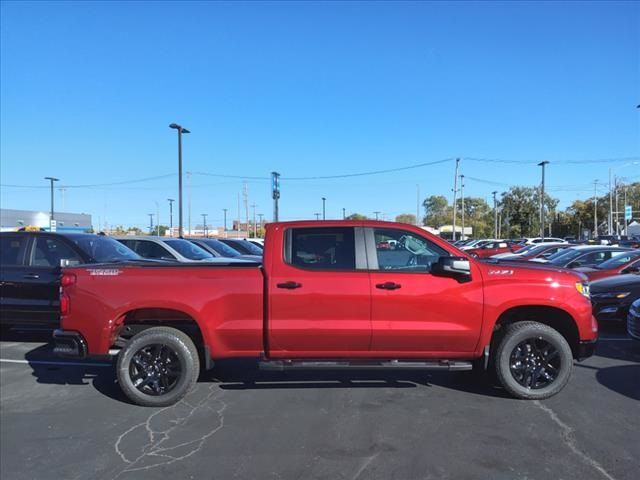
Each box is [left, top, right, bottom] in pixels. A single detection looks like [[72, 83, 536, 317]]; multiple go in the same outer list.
[[537, 245, 632, 269], [189, 238, 261, 262], [219, 238, 264, 256], [590, 273, 640, 323], [0, 231, 141, 329], [627, 298, 640, 341]]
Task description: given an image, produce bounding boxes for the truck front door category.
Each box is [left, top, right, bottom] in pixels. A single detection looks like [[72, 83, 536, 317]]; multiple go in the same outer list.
[[367, 227, 484, 356], [267, 226, 372, 357]]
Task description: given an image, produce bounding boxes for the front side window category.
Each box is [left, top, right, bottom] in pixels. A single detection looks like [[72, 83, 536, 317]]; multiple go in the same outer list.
[[289, 227, 355, 270], [373, 228, 448, 272], [31, 237, 82, 267]]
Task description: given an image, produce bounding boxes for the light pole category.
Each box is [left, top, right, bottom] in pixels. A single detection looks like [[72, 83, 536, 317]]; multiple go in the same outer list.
[[251, 203, 257, 238], [342, 207, 346, 220], [492, 191, 498, 238], [148, 213, 154, 234], [271, 172, 280, 222], [374, 211, 380, 220], [44, 177, 59, 230], [201, 213, 208, 238], [223, 208, 228, 233], [169, 123, 190, 238], [322, 197, 326, 220], [168, 199, 175, 237], [538, 161, 549, 238], [258, 213, 264, 236], [314, 213, 320, 220], [593, 180, 598, 238], [460, 175, 465, 240]]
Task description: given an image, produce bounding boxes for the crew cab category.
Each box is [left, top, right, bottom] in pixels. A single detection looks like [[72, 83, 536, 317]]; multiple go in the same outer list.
[[53, 221, 598, 406]]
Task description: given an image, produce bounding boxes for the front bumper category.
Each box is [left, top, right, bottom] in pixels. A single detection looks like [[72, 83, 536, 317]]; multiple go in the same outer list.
[[53, 330, 87, 358], [576, 339, 597, 360]]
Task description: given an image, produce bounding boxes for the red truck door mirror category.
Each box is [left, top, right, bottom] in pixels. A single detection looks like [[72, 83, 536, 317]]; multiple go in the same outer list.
[[432, 256, 471, 279]]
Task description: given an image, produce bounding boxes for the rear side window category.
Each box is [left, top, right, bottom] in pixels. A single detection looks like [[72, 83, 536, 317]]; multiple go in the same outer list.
[[134, 241, 175, 260], [0, 235, 27, 265], [31, 237, 82, 267], [288, 227, 355, 270]]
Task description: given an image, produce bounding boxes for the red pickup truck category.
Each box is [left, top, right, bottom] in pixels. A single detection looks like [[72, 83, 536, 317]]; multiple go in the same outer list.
[[53, 221, 597, 406]]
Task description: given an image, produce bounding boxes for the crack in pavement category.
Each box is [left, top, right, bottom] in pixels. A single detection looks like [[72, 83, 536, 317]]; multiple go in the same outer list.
[[111, 385, 226, 479], [533, 401, 617, 480]]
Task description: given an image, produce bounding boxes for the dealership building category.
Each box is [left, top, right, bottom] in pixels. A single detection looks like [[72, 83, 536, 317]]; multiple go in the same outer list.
[[0, 208, 93, 232]]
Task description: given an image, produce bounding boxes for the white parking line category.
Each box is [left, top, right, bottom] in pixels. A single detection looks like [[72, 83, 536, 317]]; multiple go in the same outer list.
[[0, 358, 112, 368]]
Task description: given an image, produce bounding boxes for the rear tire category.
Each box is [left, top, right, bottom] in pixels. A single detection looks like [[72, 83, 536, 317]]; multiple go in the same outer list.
[[116, 326, 200, 407], [494, 321, 573, 400]]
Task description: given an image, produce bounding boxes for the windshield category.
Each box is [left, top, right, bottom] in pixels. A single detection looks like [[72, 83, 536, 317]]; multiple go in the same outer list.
[[512, 244, 539, 255], [595, 252, 640, 269], [200, 239, 241, 257], [164, 239, 214, 260], [225, 239, 263, 255], [70, 236, 141, 262], [546, 248, 582, 263]]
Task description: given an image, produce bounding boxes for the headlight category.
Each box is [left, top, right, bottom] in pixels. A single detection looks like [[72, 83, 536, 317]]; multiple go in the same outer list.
[[602, 292, 630, 299], [575, 282, 590, 299]]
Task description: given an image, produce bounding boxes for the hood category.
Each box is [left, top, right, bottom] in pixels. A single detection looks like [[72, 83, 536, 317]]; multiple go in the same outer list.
[[479, 259, 588, 282], [590, 273, 640, 292]]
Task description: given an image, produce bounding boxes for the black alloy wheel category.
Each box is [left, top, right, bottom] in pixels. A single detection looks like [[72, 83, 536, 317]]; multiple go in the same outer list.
[[509, 337, 560, 389], [129, 344, 182, 396]]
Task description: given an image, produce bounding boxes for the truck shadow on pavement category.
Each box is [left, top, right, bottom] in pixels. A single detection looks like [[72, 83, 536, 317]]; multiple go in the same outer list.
[[207, 359, 512, 399]]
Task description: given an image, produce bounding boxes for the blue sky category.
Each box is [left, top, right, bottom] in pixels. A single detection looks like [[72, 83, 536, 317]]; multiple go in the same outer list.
[[1, 0, 639, 230]]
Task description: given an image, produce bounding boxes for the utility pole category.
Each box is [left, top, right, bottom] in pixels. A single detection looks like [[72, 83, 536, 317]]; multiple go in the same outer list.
[[201, 213, 208, 238], [460, 175, 465, 240], [608, 168, 613, 235], [374, 211, 380, 220], [492, 191, 498, 238], [169, 123, 190, 238], [148, 213, 154, 234], [593, 180, 598, 239], [223, 208, 228, 234], [452, 158, 460, 241], [314, 213, 320, 220], [187, 171, 192, 236], [538, 161, 549, 238], [258, 213, 264, 236], [322, 197, 326, 220], [342, 207, 346, 220], [167, 199, 175, 237], [155, 201, 160, 236], [271, 172, 280, 222], [251, 203, 257, 238], [615, 178, 620, 235], [243, 182, 249, 233], [416, 184, 420, 226], [44, 177, 59, 230], [237, 192, 241, 235]]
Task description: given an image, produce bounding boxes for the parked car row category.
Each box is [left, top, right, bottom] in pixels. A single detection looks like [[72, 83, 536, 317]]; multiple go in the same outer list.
[[0, 231, 262, 329]]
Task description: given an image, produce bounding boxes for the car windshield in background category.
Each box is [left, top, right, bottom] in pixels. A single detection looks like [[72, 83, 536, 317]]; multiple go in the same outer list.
[[546, 248, 580, 263], [512, 244, 539, 255], [595, 252, 640, 269], [200, 239, 241, 257], [226, 240, 263, 255], [526, 244, 564, 256], [70, 236, 140, 262], [164, 240, 214, 260]]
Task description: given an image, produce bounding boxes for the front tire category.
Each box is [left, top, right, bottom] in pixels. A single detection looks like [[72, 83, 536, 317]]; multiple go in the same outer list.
[[116, 326, 200, 407], [494, 321, 573, 400]]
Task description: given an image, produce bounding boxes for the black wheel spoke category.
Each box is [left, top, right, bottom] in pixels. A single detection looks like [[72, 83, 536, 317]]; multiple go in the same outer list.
[[509, 337, 561, 390], [129, 343, 182, 396]]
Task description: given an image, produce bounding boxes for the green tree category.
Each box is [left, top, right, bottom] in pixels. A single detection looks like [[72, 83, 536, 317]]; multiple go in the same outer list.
[[395, 213, 416, 224], [456, 197, 492, 237], [500, 186, 559, 237], [346, 213, 369, 220], [422, 195, 451, 227]]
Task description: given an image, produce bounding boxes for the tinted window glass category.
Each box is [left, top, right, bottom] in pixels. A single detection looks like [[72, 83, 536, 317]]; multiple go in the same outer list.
[[596, 252, 640, 269], [198, 239, 240, 257], [31, 237, 82, 267], [164, 239, 213, 260], [133, 241, 175, 260], [289, 227, 355, 270], [374, 228, 448, 272], [70, 236, 140, 262], [0, 235, 27, 265], [224, 239, 263, 255]]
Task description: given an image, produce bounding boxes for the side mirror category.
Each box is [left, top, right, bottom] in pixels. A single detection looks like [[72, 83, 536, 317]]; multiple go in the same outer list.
[[432, 256, 471, 279]]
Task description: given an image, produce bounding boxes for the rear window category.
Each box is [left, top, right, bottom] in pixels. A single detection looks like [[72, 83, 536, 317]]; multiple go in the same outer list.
[[71, 236, 140, 262], [288, 227, 356, 270], [0, 235, 27, 265]]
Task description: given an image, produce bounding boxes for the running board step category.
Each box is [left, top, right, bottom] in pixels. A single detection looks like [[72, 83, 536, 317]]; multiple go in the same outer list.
[[259, 359, 473, 372]]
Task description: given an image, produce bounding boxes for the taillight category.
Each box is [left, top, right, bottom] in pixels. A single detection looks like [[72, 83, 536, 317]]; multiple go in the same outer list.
[[60, 293, 70, 316], [61, 273, 77, 287]]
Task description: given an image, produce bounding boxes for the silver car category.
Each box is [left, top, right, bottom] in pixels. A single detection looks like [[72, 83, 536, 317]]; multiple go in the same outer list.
[[115, 236, 251, 263]]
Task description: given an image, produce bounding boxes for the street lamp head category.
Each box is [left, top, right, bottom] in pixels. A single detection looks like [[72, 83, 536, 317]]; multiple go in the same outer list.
[[537, 161, 550, 166], [168, 198, 175, 202], [44, 177, 59, 182], [169, 123, 190, 133]]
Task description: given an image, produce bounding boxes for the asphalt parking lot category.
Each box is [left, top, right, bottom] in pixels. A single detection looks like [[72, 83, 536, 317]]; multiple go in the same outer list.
[[1, 327, 638, 480]]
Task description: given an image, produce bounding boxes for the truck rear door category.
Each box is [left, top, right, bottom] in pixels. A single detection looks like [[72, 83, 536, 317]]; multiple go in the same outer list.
[[267, 226, 371, 357]]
